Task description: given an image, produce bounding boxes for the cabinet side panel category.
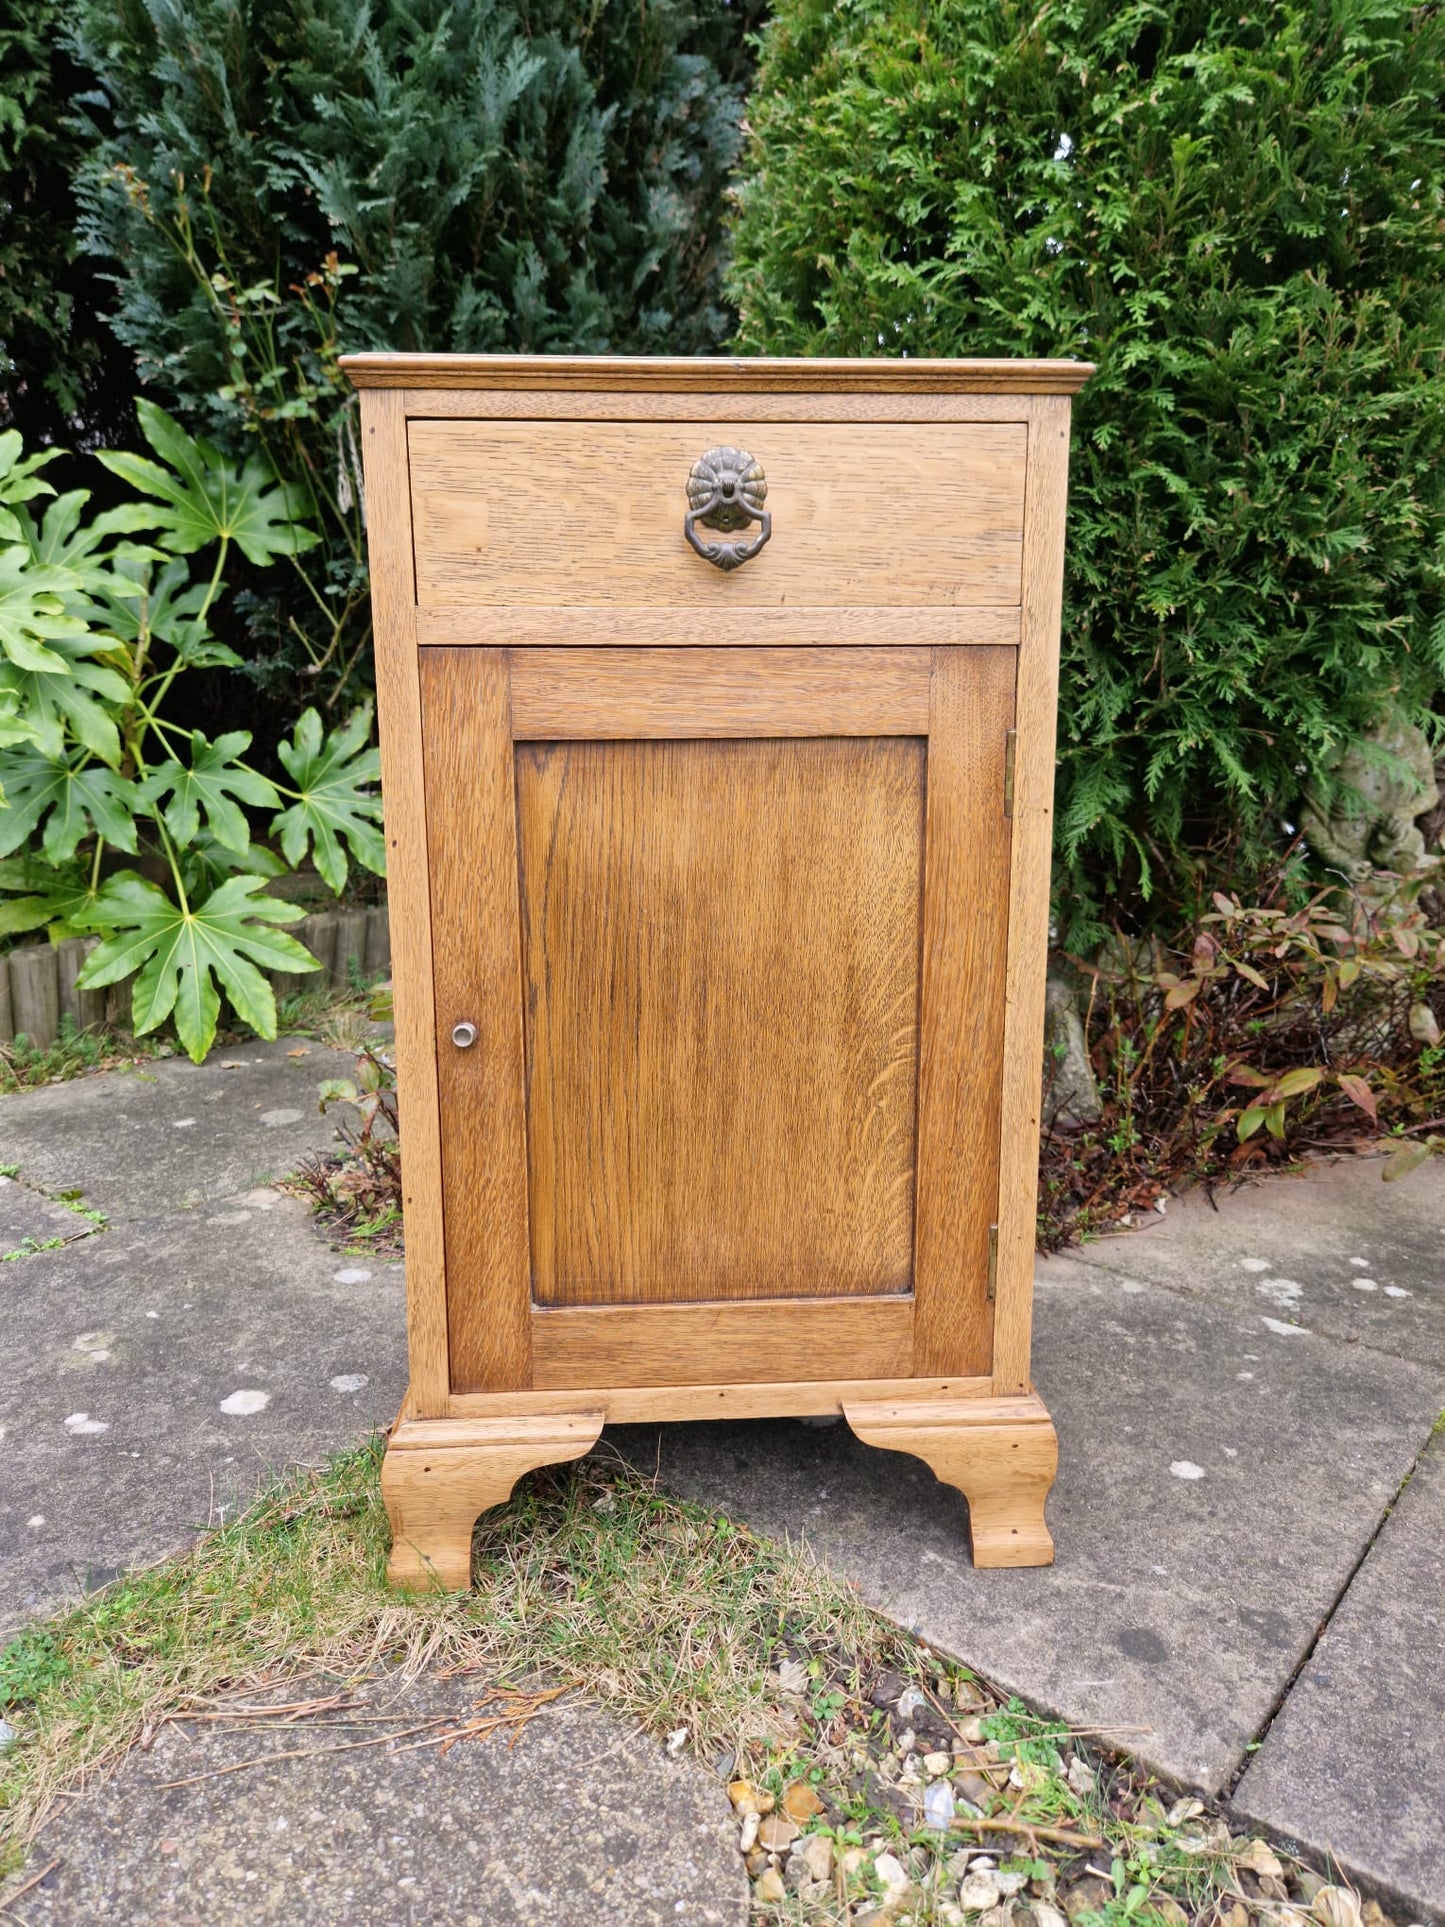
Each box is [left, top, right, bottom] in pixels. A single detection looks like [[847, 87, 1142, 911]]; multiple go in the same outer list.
[[360, 388, 448, 1413], [913, 645, 1018, 1377], [420, 647, 533, 1392], [993, 400, 1072, 1394]]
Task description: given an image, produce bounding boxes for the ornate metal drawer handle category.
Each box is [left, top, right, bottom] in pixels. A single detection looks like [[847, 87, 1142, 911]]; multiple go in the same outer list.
[[684, 445, 771, 572]]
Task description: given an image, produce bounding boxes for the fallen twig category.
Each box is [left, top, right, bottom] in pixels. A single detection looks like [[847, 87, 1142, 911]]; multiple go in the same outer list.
[[947, 1818, 1106, 1851]]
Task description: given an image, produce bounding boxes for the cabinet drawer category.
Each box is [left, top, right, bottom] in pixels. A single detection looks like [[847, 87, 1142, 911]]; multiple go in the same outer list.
[[408, 417, 1027, 614]]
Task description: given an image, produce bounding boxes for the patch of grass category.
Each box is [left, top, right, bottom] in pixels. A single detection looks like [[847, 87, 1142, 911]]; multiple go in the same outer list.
[[0, 1447, 1351, 1926], [0, 978, 388, 1098], [0, 1022, 171, 1095], [0, 1235, 67, 1262]]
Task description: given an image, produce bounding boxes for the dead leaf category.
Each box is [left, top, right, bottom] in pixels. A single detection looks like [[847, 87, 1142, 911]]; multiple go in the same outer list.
[[1383, 1140, 1434, 1183], [1238, 1839, 1284, 1881], [1313, 1889, 1363, 1927], [286, 1047, 310, 1058]]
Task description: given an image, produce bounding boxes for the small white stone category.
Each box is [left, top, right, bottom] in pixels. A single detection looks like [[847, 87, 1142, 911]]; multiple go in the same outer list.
[[874, 1853, 912, 1897], [1262, 1316, 1308, 1336], [958, 1869, 1002, 1910], [1350, 1256, 1370, 1267], [1119, 1279, 1145, 1294], [923, 1778, 956, 1828], [1352, 1279, 1379, 1293], [172, 1117, 196, 1129], [146, 1310, 159, 1318], [1239, 1257, 1272, 1272], [1170, 1460, 1206, 1481], [219, 1389, 270, 1416], [0, 1720, 14, 1751], [259, 1108, 303, 1128], [27, 1515, 45, 1529], [64, 1412, 109, 1436], [1383, 1285, 1411, 1299], [1237, 1371, 1255, 1380], [88, 1350, 110, 1363], [329, 1374, 369, 1394], [333, 1266, 372, 1284]]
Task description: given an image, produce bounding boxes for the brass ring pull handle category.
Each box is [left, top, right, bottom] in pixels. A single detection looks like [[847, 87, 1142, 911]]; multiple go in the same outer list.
[[684, 445, 771, 572]]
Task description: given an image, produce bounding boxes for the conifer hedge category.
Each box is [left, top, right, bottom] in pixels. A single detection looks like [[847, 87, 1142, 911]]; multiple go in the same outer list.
[[68, 0, 759, 700], [727, 0, 1445, 935]]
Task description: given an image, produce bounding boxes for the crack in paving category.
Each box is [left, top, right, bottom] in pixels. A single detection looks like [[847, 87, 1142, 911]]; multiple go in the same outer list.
[[1222, 1414, 1445, 1806], [0, 1169, 107, 1263]]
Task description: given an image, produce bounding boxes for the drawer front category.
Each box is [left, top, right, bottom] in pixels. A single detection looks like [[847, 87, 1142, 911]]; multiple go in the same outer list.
[[408, 418, 1026, 611]]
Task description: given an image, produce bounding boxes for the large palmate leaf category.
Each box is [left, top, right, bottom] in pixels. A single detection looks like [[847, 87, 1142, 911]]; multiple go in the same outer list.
[[272, 705, 385, 893], [0, 433, 61, 544], [98, 400, 318, 567], [0, 549, 93, 675], [91, 557, 242, 673], [0, 687, 37, 761], [77, 871, 320, 1062], [17, 490, 160, 605], [0, 747, 141, 862], [141, 730, 279, 853], [0, 627, 130, 764], [0, 856, 98, 940]]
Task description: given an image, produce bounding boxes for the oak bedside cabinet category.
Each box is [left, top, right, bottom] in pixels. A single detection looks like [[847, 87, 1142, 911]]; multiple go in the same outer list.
[[341, 353, 1092, 1590]]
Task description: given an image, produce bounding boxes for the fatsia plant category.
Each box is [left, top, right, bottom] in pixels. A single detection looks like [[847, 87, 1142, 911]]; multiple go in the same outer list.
[[0, 406, 386, 1061]]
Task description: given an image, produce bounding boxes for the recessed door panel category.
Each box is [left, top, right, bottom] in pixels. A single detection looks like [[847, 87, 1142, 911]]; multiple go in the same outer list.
[[516, 734, 925, 1307]]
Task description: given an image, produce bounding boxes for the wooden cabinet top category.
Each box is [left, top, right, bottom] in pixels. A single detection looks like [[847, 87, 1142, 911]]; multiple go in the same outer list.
[[341, 353, 1094, 395]]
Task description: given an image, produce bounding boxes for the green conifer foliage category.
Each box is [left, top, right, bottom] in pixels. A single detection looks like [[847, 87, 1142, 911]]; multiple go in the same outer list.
[[70, 0, 759, 698], [727, 1, 1445, 937]]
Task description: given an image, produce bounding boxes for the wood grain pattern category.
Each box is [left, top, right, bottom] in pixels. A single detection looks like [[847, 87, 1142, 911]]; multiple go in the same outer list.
[[416, 607, 1022, 649], [516, 736, 925, 1307], [402, 390, 1045, 422], [993, 400, 1073, 1396], [912, 647, 1018, 1378], [358, 388, 449, 1414], [844, 1392, 1057, 1567], [507, 647, 930, 738], [420, 648, 533, 1393], [531, 1298, 913, 1389], [342, 352, 1094, 393], [382, 1412, 604, 1589], [409, 420, 1025, 609]]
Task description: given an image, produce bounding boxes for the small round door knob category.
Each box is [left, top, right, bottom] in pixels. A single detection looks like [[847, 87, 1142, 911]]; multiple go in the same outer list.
[[451, 1022, 478, 1049]]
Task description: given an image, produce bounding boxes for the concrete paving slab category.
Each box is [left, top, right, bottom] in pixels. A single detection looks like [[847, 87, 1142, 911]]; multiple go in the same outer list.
[[608, 1255, 1445, 1795], [4, 1671, 747, 1925], [0, 1039, 360, 1222], [1070, 1158, 1445, 1368], [0, 1191, 406, 1638], [1231, 1427, 1445, 1924], [0, 1172, 99, 1257]]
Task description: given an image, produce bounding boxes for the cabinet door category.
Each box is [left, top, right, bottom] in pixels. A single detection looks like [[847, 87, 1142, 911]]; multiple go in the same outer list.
[[421, 645, 1015, 1393]]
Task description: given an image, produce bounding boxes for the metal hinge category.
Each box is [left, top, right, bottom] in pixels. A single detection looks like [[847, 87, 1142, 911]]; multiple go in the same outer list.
[[1002, 730, 1017, 818], [986, 1223, 999, 1302]]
